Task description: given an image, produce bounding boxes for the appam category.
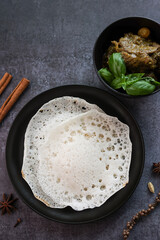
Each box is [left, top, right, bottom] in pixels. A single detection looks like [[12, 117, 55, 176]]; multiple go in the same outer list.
[[37, 109, 132, 210], [22, 97, 103, 207]]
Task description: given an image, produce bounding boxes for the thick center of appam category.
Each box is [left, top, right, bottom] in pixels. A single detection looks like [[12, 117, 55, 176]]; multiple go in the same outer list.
[[37, 110, 131, 210]]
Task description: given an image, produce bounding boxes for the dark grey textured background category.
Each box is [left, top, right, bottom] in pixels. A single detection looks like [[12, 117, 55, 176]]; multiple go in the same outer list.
[[0, 0, 160, 239]]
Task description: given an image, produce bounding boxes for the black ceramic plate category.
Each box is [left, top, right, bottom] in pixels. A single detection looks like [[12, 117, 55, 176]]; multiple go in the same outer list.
[[6, 85, 144, 224]]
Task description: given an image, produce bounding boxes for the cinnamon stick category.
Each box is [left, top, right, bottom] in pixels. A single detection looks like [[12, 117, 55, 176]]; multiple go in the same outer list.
[[0, 78, 30, 123], [0, 72, 12, 95]]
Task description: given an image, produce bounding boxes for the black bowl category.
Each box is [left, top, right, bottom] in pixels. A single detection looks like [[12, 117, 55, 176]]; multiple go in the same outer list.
[[93, 17, 160, 98]]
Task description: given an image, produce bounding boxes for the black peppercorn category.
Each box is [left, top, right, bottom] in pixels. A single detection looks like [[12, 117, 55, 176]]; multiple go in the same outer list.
[[123, 191, 160, 239]]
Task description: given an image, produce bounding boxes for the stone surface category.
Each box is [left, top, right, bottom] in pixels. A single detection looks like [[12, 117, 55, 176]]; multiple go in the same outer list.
[[0, 0, 160, 239]]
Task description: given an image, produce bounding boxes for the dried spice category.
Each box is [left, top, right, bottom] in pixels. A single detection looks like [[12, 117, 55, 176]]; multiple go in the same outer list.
[[0, 193, 18, 215], [14, 218, 22, 227], [153, 162, 160, 174], [0, 78, 30, 123], [148, 182, 155, 193], [123, 192, 160, 239]]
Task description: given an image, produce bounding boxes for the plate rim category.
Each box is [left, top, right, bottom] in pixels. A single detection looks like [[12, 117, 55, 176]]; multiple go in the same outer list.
[[6, 85, 145, 224]]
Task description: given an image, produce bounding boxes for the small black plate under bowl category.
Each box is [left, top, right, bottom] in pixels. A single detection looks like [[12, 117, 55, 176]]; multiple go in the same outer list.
[[6, 85, 144, 224]]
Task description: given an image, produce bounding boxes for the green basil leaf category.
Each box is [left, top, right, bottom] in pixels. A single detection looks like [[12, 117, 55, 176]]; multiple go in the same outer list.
[[123, 75, 141, 89], [109, 53, 126, 77], [142, 77, 160, 85], [152, 80, 160, 85], [124, 73, 147, 90], [126, 73, 145, 80], [110, 74, 126, 89], [98, 68, 114, 84], [126, 80, 155, 96], [110, 77, 123, 89]]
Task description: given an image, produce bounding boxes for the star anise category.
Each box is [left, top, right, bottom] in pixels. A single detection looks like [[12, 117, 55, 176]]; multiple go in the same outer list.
[[0, 194, 18, 215], [153, 162, 160, 174]]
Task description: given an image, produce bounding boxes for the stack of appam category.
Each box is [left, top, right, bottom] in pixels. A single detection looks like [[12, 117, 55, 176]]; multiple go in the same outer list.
[[22, 97, 132, 211]]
